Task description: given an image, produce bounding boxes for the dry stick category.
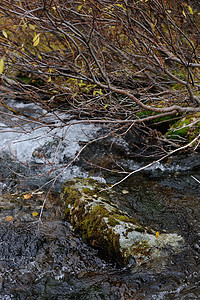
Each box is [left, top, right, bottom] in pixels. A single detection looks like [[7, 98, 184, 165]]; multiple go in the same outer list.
[[102, 133, 200, 191], [191, 176, 200, 184]]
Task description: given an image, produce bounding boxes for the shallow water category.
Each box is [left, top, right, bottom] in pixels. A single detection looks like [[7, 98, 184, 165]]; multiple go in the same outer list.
[[0, 98, 199, 299]]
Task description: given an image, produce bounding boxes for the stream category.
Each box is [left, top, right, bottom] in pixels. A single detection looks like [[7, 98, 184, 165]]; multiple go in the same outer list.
[[0, 96, 199, 299]]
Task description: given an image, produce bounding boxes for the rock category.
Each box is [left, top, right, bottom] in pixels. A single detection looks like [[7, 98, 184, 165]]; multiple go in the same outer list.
[[60, 177, 185, 266]]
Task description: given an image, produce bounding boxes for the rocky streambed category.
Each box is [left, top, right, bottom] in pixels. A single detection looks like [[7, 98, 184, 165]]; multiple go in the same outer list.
[[0, 97, 199, 299], [0, 170, 199, 299]]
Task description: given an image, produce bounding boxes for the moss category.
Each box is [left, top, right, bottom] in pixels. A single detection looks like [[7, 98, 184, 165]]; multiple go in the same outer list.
[[87, 178, 98, 185], [126, 228, 134, 233], [63, 207, 71, 217], [187, 121, 200, 142], [113, 213, 138, 225], [91, 204, 110, 216], [61, 179, 127, 264], [166, 117, 190, 139], [136, 110, 153, 118], [16, 72, 46, 87], [79, 205, 122, 264], [166, 114, 200, 141], [146, 228, 154, 234], [136, 110, 177, 125], [135, 227, 145, 233], [82, 187, 95, 196], [99, 190, 112, 201], [60, 177, 153, 266], [107, 216, 120, 226], [113, 213, 129, 222], [61, 186, 82, 206]]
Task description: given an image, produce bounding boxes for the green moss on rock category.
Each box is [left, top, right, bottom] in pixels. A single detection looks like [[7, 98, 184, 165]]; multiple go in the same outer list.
[[108, 216, 120, 226], [61, 177, 185, 266], [166, 114, 200, 141]]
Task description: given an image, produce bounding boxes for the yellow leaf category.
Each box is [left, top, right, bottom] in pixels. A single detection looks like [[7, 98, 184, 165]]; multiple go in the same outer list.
[[33, 33, 39, 42], [0, 58, 4, 75], [188, 5, 193, 15], [33, 38, 40, 47], [77, 5, 83, 11], [47, 76, 51, 82], [73, 92, 78, 98], [33, 33, 40, 47], [182, 10, 186, 18], [2, 30, 8, 38], [32, 211, 39, 217], [5, 216, 13, 222], [29, 24, 35, 30], [155, 231, 159, 238], [104, 104, 108, 109], [94, 89, 103, 96], [23, 193, 32, 199], [52, 6, 58, 11], [116, 4, 125, 10]]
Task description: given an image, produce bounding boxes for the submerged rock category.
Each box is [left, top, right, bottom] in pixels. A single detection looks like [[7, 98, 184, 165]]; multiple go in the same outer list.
[[61, 177, 184, 266]]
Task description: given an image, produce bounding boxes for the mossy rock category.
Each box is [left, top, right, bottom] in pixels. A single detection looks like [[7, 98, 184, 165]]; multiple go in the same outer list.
[[136, 110, 179, 134], [60, 177, 184, 266], [166, 114, 200, 141]]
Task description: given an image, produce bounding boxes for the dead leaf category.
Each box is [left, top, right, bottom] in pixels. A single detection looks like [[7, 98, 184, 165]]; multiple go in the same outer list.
[[122, 190, 129, 194], [5, 216, 13, 222], [23, 193, 32, 200], [2, 30, 8, 38]]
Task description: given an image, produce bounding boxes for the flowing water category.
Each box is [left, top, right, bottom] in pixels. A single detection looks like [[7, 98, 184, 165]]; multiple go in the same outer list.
[[0, 97, 199, 299]]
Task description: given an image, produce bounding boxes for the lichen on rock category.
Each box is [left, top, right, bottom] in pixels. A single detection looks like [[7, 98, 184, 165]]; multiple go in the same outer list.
[[60, 177, 184, 266]]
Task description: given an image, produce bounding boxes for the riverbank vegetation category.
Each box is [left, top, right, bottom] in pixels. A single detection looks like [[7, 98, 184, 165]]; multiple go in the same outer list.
[[0, 0, 199, 164]]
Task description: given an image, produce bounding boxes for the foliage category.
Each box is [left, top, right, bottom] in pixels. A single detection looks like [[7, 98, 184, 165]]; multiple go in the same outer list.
[[0, 0, 200, 148]]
